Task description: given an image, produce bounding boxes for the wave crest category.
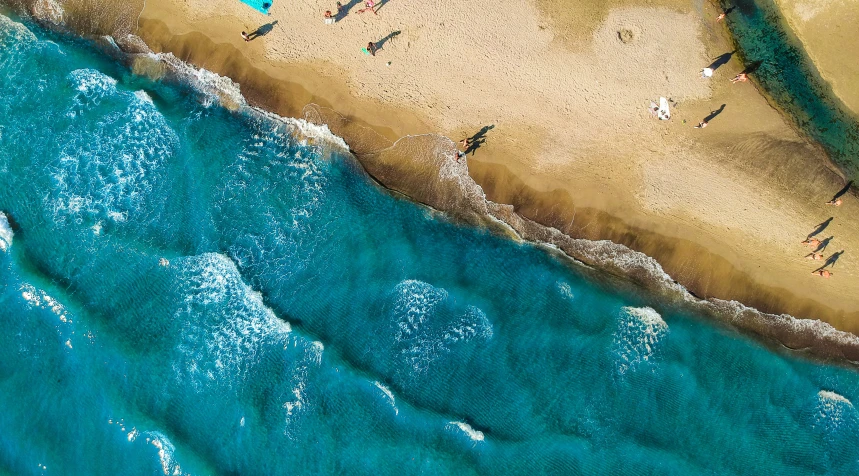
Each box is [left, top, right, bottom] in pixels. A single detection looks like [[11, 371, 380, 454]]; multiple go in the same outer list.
[[612, 306, 668, 375], [0, 212, 12, 251]]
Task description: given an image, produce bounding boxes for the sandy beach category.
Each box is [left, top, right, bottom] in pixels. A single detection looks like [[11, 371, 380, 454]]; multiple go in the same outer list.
[[127, 0, 859, 332]]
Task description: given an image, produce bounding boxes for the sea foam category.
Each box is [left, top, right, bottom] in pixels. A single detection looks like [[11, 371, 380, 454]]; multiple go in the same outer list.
[[813, 389, 857, 438], [374, 381, 398, 415], [390, 280, 493, 374], [0, 212, 12, 251], [612, 306, 668, 375], [448, 421, 485, 442]]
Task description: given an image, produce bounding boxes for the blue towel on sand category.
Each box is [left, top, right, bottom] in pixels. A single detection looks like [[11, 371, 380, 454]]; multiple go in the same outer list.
[[238, 0, 271, 14]]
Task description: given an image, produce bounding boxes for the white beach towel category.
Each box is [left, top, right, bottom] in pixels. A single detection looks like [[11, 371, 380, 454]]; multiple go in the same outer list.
[[658, 97, 670, 120]]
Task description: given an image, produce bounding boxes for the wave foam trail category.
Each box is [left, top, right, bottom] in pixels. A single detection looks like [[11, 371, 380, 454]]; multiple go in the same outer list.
[[19, 283, 71, 323], [0, 212, 12, 251], [155, 53, 246, 110], [48, 69, 178, 226], [556, 281, 575, 300], [173, 253, 292, 389], [390, 280, 493, 374], [448, 421, 485, 442], [374, 381, 398, 415], [170, 254, 321, 436], [612, 306, 668, 375], [0, 13, 37, 46], [144, 432, 184, 476]]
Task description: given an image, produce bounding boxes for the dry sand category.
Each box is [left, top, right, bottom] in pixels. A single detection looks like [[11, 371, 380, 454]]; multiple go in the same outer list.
[[135, 0, 859, 332]]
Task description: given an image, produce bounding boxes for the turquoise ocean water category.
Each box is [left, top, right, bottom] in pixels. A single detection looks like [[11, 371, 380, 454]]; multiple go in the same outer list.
[[2, 13, 859, 474]]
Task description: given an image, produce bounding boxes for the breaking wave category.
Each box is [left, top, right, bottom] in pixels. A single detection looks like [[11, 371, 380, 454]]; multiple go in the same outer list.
[[0, 211, 12, 251], [389, 280, 493, 375], [612, 306, 668, 375], [447, 421, 485, 442]]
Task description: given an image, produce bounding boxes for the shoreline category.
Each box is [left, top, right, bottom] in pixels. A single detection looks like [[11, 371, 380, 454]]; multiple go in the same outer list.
[[131, 6, 859, 334], [4, 5, 859, 361]]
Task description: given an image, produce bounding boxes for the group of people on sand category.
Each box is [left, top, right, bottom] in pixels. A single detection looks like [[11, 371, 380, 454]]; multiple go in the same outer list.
[[687, 7, 747, 129], [802, 195, 845, 278], [244, 0, 384, 55], [320, 0, 384, 56]]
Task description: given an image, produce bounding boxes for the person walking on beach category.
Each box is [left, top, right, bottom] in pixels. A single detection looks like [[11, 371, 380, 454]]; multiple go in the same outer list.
[[241, 31, 250, 42], [324, 10, 335, 24], [366, 42, 377, 56], [730, 73, 748, 83], [801, 237, 821, 248], [694, 121, 708, 129], [826, 198, 843, 206], [812, 269, 833, 278], [805, 252, 824, 260], [459, 138, 472, 150]]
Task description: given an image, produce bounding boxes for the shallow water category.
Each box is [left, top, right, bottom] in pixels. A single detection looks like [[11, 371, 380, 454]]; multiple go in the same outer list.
[[726, 0, 859, 180], [2, 14, 859, 475]]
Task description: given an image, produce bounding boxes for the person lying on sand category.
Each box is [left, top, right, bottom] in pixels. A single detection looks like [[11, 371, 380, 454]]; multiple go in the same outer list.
[[358, 0, 378, 14], [812, 269, 832, 278], [826, 198, 843, 206], [805, 253, 823, 260], [730, 73, 748, 83], [801, 238, 821, 247]]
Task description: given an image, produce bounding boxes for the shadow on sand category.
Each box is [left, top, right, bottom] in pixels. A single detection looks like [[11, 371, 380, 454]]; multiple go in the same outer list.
[[463, 125, 495, 155], [247, 20, 278, 40]]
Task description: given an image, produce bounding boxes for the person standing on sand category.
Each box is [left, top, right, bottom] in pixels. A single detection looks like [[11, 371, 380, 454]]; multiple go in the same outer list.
[[694, 121, 708, 129], [241, 31, 250, 42], [812, 269, 833, 278], [801, 237, 821, 247], [367, 42, 377, 56], [459, 138, 471, 150], [826, 198, 843, 206], [730, 73, 748, 83], [805, 252, 823, 260], [324, 10, 335, 24]]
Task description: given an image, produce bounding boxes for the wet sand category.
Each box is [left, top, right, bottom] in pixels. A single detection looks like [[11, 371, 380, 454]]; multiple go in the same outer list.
[[134, 0, 859, 333], [774, 0, 859, 115]]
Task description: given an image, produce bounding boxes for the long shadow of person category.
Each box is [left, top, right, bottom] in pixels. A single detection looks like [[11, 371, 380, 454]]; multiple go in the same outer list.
[[814, 250, 844, 272], [707, 51, 735, 71], [248, 20, 279, 40], [704, 104, 726, 123], [807, 217, 833, 240], [374, 0, 394, 12], [464, 125, 495, 155], [336, 0, 361, 20], [813, 236, 833, 253], [742, 60, 763, 75], [375, 30, 401, 50], [829, 180, 854, 202]]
